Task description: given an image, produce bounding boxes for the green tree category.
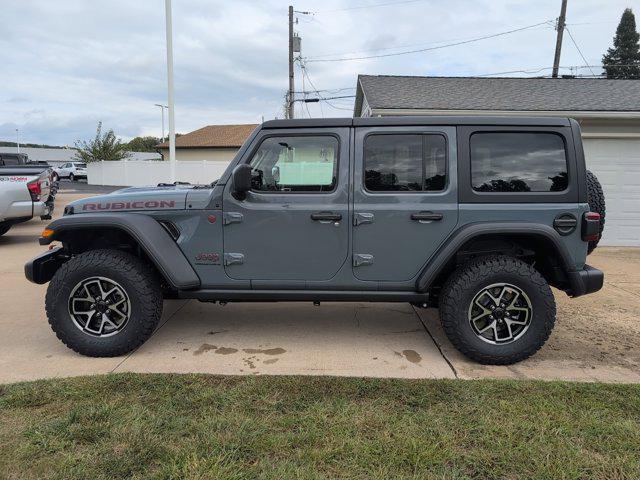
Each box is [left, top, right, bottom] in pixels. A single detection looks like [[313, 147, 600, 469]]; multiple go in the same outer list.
[[73, 122, 131, 162], [602, 8, 640, 79], [126, 136, 161, 152]]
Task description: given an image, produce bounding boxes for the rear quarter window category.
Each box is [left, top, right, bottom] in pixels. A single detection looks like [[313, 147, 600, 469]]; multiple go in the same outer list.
[[470, 132, 568, 193]]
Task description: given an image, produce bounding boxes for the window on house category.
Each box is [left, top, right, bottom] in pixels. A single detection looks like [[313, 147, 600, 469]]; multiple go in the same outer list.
[[470, 132, 568, 193], [364, 134, 446, 192]]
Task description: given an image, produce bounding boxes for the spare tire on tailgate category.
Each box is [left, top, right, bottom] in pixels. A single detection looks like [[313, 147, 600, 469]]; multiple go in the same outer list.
[[586, 170, 605, 255]]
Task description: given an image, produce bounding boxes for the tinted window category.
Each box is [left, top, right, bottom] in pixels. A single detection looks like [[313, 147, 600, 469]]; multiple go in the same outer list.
[[74, 163, 86, 168], [364, 134, 446, 192], [471, 132, 568, 193], [248, 136, 338, 192]]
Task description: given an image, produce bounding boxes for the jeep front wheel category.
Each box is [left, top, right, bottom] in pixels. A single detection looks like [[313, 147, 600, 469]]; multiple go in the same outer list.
[[439, 255, 556, 365], [45, 249, 163, 357]]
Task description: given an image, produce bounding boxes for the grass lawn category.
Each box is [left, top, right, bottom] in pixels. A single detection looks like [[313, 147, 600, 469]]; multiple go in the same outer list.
[[0, 374, 639, 479]]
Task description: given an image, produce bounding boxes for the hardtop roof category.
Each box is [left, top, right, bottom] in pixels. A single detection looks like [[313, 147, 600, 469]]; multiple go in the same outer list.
[[262, 116, 571, 129]]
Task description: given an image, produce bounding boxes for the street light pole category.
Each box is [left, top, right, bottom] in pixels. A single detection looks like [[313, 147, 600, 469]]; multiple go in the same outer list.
[[154, 104, 168, 142], [15, 129, 20, 153], [164, 0, 176, 181]]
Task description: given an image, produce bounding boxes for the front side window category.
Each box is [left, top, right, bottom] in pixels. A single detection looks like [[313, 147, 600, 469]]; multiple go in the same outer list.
[[471, 132, 568, 193], [364, 134, 446, 192], [248, 136, 338, 192]]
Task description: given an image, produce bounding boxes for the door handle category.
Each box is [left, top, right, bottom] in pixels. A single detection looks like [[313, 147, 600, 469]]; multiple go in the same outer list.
[[311, 212, 342, 222], [411, 211, 443, 222]]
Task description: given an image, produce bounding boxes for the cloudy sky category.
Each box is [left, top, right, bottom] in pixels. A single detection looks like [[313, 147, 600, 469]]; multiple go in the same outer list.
[[0, 0, 634, 146]]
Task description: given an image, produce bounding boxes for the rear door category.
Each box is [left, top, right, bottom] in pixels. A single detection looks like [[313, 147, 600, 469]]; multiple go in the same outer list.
[[352, 126, 458, 282], [223, 128, 350, 283]]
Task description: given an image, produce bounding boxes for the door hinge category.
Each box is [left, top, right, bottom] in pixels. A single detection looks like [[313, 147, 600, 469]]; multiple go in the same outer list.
[[354, 212, 374, 226], [224, 253, 245, 266], [223, 212, 243, 225], [353, 254, 374, 267]]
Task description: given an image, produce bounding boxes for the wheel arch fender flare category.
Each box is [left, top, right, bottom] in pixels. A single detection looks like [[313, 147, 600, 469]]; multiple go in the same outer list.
[[35, 213, 200, 289], [415, 222, 578, 292]]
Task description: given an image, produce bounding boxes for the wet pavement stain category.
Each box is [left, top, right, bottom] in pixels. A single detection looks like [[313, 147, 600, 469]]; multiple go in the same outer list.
[[402, 349, 422, 364], [207, 330, 228, 335], [243, 357, 257, 369], [193, 344, 217, 356], [263, 358, 279, 365], [215, 347, 238, 355], [242, 347, 286, 356]]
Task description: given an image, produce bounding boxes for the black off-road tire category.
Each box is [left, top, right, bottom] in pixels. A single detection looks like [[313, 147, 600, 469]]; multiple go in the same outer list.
[[45, 249, 163, 357], [439, 255, 556, 365], [69, 173, 75, 182], [586, 170, 605, 255], [0, 222, 11, 236]]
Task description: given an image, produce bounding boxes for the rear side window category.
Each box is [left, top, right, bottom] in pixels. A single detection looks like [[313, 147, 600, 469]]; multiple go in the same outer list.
[[364, 134, 446, 192], [248, 136, 338, 192], [470, 132, 568, 192]]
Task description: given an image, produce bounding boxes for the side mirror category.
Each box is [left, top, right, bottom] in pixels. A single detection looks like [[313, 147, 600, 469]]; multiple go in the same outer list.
[[231, 164, 252, 200]]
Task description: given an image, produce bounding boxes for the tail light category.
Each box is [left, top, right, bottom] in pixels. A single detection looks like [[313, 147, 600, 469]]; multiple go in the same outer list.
[[582, 212, 600, 242], [27, 179, 42, 201]]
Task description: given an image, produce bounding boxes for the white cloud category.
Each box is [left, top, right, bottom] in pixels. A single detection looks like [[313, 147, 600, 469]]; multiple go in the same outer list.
[[0, 0, 631, 145]]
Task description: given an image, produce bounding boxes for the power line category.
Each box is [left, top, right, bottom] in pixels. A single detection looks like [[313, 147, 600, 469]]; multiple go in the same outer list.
[[565, 26, 596, 77], [292, 87, 355, 94], [308, 33, 509, 60], [300, 62, 354, 112], [476, 63, 636, 77], [305, 20, 553, 62]]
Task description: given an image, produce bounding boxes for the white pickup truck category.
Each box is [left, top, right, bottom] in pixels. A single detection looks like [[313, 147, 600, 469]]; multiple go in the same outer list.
[[0, 160, 57, 236]]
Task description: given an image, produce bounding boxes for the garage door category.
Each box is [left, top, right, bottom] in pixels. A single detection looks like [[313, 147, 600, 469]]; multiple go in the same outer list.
[[583, 138, 640, 246]]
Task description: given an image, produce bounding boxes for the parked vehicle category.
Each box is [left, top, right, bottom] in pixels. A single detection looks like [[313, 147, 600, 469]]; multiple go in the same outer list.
[[53, 162, 87, 181], [1, 164, 56, 236], [26, 116, 605, 364], [0, 153, 30, 166]]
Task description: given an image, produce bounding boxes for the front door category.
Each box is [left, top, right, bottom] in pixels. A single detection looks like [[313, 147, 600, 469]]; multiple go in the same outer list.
[[223, 128, 350, 283], [352, 126, 458, 283]]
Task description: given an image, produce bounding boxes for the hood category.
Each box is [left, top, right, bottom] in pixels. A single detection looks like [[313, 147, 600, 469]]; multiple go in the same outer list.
[[67, 184, 193, 214]]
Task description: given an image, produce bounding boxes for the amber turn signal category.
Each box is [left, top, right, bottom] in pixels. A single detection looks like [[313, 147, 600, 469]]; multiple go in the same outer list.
[[41, 228, 55, 238]]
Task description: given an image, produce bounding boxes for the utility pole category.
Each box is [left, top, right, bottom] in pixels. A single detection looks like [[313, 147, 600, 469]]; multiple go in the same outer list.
[[552, 0, 568, 78], [287, 5, 295, 119], [165, 0, 176, 181]]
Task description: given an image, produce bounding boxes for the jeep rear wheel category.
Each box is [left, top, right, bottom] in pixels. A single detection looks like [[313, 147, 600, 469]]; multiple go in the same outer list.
[[45, 249, 163, 357], [439, 255, 556, 365]]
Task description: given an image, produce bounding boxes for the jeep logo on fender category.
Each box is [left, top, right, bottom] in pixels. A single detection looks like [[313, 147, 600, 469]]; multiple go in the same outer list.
[[82, 200, 176, 211]]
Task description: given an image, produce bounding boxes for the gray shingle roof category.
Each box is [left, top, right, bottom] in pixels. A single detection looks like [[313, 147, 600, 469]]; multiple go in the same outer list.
[[355, 75, 640, 115]]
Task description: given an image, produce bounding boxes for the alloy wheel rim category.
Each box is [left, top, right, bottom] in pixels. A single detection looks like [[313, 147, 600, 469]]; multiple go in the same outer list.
[[68, 276, 131, 337], [467, 283, 533, 345]]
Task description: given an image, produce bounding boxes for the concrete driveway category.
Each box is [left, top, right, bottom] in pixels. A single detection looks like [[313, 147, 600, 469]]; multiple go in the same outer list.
[[1, 192, 638, 384]]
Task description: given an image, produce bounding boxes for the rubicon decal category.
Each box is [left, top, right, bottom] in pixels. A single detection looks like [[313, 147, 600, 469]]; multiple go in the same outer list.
[[82, 200, 176, 211], [0, 176, 29, 182]]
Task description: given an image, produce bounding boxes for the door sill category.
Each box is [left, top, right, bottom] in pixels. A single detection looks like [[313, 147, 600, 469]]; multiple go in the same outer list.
[[178, 289, 428, 303]]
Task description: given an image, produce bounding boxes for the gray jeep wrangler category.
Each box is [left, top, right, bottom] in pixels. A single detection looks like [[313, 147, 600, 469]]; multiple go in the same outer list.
[[25, 116, 605, 364]]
